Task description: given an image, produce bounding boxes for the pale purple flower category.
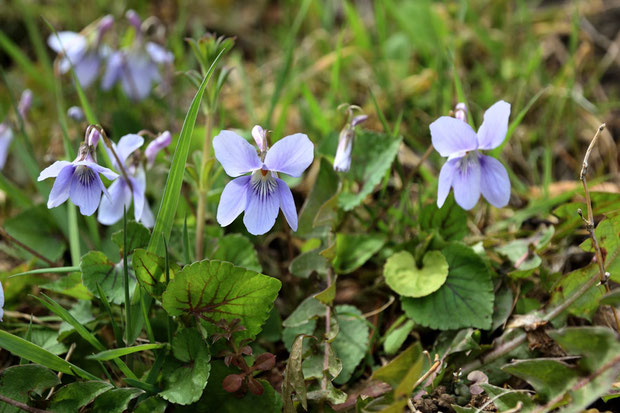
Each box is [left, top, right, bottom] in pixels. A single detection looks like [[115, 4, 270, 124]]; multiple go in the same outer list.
[[102, 11, 173, 101], [430, 101, 511, 210], [47, 15, 114, 88], [98, 134, 155, 227], [67, 106, 85, 122], [17, 89, 33, 119], [334, 114, 368, 172], [38, 128, 118, 216], [144, 131, 171, 168], [0, 281, 4, 321], [0, 123, 14, 170], [213, 126, 314, 235]]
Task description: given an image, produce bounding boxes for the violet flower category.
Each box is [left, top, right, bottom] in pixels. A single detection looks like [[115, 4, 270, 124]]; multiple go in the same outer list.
[[144, 131, 171, 168], [102, 11, 173, 101], [213, 126, 314, 235], [0, 280, 4, 321], [0, 90, 33, 170], [98, 131, 170, 227], [0, 123, 13, 170], [334, 114, 368, 172], [430, 101, 511, 210], [38, 128, 118, 216], [48, 15, 114, 88], [67, 106, 85, 122]]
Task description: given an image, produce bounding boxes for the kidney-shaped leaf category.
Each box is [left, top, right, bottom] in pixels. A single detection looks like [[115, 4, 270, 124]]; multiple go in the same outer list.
[[132, 249, 180, 300], [401, 243, 494, 330], [162, 260, 281, 340], [384, 250, 449, 297]]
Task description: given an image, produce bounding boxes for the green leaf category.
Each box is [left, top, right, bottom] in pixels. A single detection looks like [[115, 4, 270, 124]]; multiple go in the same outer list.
[[134, 397, 167, 413], [302, 346, 342, 380], [162, 260, 281, 341], [419, 196, 468, 241], [338, 130, 402, 211], [205, 234, 261, 272], [4, 205, 66, 263], [601, 289, 620, 306], [371, 343, 424, 398], [401, 243, 494, 330], [282, 297, 326, 328], [49, 381, 114, 413], [549, 263, 604, 323], [384, 250, 449, 297], [283, 334, 310, 412], [0, 330, 96, 379], [479, 383, 534, 411], [0, 365, 59, 413], [41, 272, 92, 300], [314, 276, 337, 305], [80, 251, 137, 304], [112, 221, 151, 255], [160, 328, 211, 405], [502, 358, 579, 401], [332, 305, 370, 384], [132, 249, 180, 300], [297, 157, 340, 238], [28, 329, 67, 356], [88, 343, 167, 361], [289, 249, 328, 279], [91, 388, 144, 413], [332, 233, 386, 274], [383, 319, 415, 355], [580, 213, 620, 283], [195, 361, 283, 412], [147, 50, 225, 256]]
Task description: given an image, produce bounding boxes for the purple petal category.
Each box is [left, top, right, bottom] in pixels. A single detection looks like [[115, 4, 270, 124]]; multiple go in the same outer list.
[[217, 176, 251, 227], [102, 51, 123, 90], [116, 134, 144, 165], [140, 200, 155, 228], [452, 155, 481, 210], [47, 165, 74, 208], [479, 155, 510, 208], [213, 130, 261, 177], [73, 52, 101, 88], [121, 52, 158, 100], [476, 100, 511, 150], [69, 171, 104, 216], [276, 178, 298, 231], [126, 10, 142, 30], [146, 42, 174, 64], [333, 131, 353, 172], [47, 31, 84, 53], [243, 186, 280, 236], [264, 133, 314, 177], [251, 125, 267, 152], [76, 161, 119, 181], [0, 125, 14, 170], [0, 281, 4, 321], [430, 116, 478, 157], [97, 178, 132, 225], [437, 158, 458, 208], [38, 160, 73, 181], [17, 89, 33, 119], [130, 168, 147, 222], [145, 131, 171, 168]]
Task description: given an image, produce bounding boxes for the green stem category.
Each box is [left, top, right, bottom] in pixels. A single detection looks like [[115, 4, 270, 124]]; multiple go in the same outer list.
[[195, 112, 213, 261]]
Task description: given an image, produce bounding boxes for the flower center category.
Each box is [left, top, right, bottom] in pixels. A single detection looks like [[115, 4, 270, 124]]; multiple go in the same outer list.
[[250, 169, 277, 199], [75, 165, 96, 185], [458, 151, 480, 174]]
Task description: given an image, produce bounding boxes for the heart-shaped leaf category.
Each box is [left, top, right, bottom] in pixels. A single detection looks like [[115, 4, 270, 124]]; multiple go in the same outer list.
[[384, 250, 449, 297], [132, 249, 180, 300], [80, 251, 137, 305], [162, 260, 281, 340], [401, 243, 494, 330]]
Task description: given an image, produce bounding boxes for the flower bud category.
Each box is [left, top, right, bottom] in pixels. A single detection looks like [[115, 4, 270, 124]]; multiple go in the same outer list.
[[454, 102, 467, 122], [251, 125, 268, 153], [17, 89, 33, 120], [67, 106, 85, 122], [126, 10, 142, 31], [98, 15, 114, 37], [87, 127, 101, 148], [145, 130, 172, 168], [334, 111, 367, 172]]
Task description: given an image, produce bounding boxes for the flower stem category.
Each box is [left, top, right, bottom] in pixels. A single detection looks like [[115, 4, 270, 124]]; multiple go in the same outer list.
[[195, 112, 213, 261]]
